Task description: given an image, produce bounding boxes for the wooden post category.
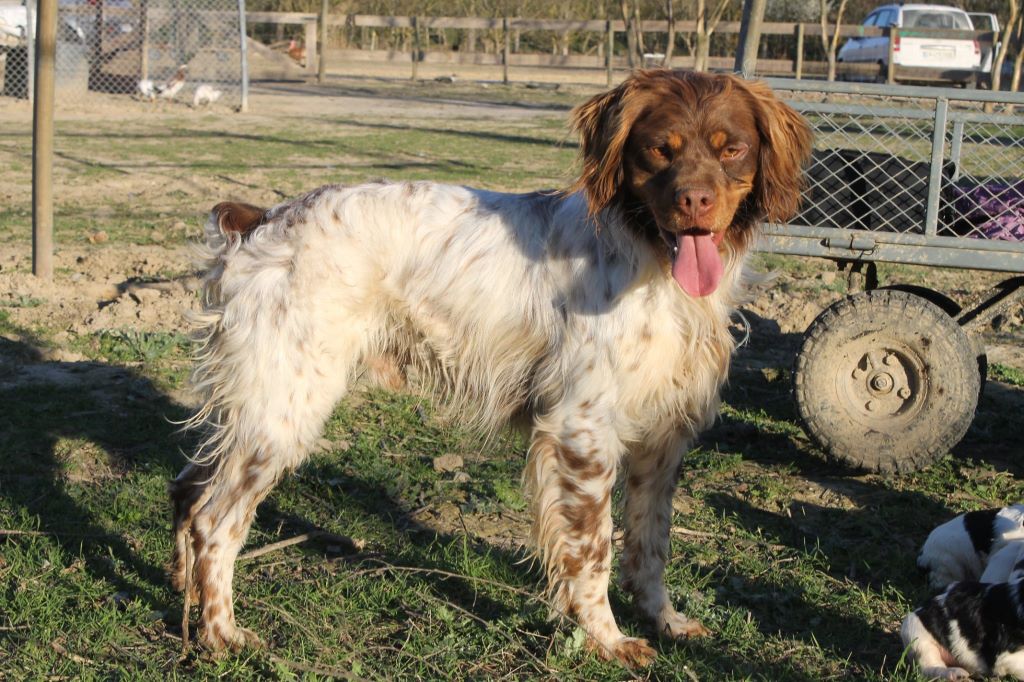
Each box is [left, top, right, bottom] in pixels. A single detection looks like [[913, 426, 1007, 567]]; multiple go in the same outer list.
[[886, 26, 897, 84], [794, 22, 804, 80], [605, 19, 613, 86], [318, 0, 327, 83], [32, 0, 56, 279], [411, 16, 419, 80], [304, 18, 317, 76], [502, 17, 510, 84], [26, 0, 34, 102]]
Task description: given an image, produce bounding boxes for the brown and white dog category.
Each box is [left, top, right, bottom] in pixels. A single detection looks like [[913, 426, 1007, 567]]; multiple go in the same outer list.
[[169, 69, 812, 666]]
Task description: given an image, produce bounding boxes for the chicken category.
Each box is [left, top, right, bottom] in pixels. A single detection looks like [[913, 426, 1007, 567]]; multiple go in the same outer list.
[[138, 65, 188, 101], [192, 83, 223, 107], [287, 39, 306, 66]]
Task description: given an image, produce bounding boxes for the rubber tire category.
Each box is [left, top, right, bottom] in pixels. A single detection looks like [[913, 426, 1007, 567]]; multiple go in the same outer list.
[[881, 284, 989, 391], [793, 290, 980, 473]]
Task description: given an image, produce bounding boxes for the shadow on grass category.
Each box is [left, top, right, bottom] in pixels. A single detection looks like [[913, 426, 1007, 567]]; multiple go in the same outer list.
[[0, 334, 188, 610]]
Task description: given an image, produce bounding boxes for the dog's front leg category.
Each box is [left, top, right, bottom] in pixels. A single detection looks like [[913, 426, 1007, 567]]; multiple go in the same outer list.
[[621, 432, 710, 640], [526, 400, 655, 667]]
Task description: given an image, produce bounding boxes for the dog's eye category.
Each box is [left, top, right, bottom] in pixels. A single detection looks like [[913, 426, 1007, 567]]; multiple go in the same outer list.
[[720, 143, 749, 161], [648, 144, 672, 161]]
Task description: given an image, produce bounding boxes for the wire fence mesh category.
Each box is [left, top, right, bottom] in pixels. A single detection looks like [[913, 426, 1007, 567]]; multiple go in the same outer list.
[[0, 0, 244, 107], [781, 86, 1024, 250]]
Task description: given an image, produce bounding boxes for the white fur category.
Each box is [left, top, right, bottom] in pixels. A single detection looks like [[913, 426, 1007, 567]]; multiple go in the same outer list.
[[901, 610, 971, 681], [918, 505, 1024, 590]]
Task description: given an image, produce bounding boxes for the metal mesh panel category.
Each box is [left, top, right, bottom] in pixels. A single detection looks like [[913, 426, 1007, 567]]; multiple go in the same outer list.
[[943, 112, 1024, 241], [1, 0, 243, 107], [782, 88, 1024, 245]]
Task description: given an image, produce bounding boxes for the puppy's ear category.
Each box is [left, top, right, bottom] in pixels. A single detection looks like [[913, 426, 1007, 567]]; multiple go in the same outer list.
[[737, 79, 813, 223], [571, 79, 641, 217], [212, 201, 267, 237]]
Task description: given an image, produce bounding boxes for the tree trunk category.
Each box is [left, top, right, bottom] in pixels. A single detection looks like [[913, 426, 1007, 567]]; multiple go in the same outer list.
[[990, 0, 1019, 93], [1011, 14, 1024, 91], [662, 0, 676, 66], [694, 0, 706, 70], [819, 0, 848, 82], [632, 2, 646, 61], [621, 0, 637, 68]]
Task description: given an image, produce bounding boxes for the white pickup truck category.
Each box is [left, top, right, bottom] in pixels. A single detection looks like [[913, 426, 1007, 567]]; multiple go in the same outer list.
[[837, 4, 982, 86]]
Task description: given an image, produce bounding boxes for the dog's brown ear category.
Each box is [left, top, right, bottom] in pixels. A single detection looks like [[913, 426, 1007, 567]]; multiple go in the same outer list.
[[571, 78, 642, 217], [212, 202, 267, 237], [737, 79, 814, 224]]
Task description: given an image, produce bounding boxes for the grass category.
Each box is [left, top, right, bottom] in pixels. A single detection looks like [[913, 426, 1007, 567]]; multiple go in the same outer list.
[[0, 77, 1023, 680]]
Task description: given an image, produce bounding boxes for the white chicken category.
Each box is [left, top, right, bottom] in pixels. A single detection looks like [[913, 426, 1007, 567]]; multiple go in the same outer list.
[[192, 83, 223, 107]]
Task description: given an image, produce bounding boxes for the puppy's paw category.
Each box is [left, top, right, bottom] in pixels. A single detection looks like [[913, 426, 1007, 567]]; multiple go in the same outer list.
[[919, 666, 971, 681]]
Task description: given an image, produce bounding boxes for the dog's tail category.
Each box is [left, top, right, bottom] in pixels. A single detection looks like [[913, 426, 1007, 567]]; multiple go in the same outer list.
[[206, 201, 267, 246]]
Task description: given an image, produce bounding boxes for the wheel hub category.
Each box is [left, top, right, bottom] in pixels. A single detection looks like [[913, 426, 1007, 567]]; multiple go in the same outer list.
[[846, 348, 924, 424]]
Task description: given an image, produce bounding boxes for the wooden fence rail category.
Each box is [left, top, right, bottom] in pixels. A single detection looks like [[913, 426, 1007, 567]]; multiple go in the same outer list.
[[245, 12, 997, 84]]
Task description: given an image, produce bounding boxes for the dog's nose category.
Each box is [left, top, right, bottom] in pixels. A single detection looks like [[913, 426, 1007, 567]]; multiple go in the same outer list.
[[677, 187, 715, 220]]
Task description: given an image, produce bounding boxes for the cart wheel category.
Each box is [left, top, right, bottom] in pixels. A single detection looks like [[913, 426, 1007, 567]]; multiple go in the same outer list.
[[881, 284, 988, 390], [794, 290, 980, 473]]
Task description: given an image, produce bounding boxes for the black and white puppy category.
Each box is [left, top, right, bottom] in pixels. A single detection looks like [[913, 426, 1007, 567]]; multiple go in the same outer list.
[[904, 506, 1024, 680], [902, 543, 1024, 680], [917, 505, 1024, 591]]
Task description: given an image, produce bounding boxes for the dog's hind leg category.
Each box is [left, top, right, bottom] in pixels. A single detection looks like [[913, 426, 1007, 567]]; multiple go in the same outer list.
[[174, 301, 370, 652]]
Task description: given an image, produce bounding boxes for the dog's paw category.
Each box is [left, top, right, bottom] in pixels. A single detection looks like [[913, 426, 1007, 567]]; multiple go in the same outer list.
[[199, 622, 263, 654], [657, 609, 710, 639], [919, 666, 972, 681], [589, 635, 657, 668]]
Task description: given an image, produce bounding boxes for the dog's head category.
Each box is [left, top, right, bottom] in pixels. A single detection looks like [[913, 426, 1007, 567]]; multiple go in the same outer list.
[[572, 69, 812, 296]]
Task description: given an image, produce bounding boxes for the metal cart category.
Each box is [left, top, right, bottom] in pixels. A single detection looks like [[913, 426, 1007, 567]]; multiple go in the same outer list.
[[759, 78, 1024, 473]]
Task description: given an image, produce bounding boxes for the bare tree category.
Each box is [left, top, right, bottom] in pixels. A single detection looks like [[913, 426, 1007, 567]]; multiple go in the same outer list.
[[693, 0, 732, 71], [619, 0, 648, 67], [662, 0, 676, 66], [991, 0, 1020, 94], [1010, 10, 1024, 92], [818, 0, 849, 81]]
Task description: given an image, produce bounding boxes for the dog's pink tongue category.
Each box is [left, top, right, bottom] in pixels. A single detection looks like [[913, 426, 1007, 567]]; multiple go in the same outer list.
[[672, 232, 723, 297]]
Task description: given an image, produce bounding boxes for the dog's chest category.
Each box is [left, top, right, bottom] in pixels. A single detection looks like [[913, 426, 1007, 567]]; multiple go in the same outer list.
[[610, 289, 735, 427]]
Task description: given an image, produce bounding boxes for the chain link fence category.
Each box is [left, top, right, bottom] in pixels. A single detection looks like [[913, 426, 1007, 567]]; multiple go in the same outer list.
[[1, 0, 244, 107]]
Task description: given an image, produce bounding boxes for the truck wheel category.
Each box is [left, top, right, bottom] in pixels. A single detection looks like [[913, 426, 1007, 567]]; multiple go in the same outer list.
[[793, 290, 980, 473]]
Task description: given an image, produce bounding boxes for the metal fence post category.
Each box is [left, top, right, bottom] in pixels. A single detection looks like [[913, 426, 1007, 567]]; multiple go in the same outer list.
[[26, 0, 34, 103], [502, 17, 510, 85], [924, 97, 948, 237], [139, 0, 150, 81], [605, 19, 613, 86], [32, 0, 56, 279], [237, 0, 249, 112], [794, 23, 804, 80]]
